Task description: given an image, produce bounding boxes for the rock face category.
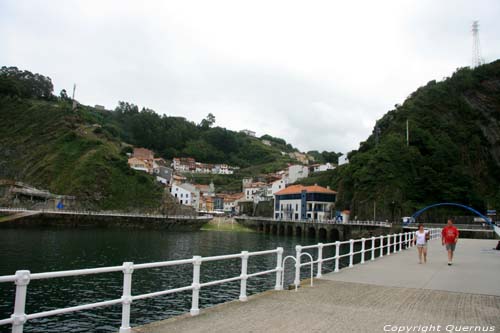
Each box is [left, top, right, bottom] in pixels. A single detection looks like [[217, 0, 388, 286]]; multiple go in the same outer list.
[[334, 60, 500, 221]]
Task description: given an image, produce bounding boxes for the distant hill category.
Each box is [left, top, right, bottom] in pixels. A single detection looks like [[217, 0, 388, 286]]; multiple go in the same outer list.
[[302, 60, 500, 220], [0, 66, 325, 209]]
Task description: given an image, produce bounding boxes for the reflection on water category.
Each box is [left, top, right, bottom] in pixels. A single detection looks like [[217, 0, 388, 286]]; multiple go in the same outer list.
[[0, 227, 355, 333]]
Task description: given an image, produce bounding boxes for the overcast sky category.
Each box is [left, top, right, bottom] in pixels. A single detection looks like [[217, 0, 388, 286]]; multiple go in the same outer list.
[[1, 1, 499, 154]]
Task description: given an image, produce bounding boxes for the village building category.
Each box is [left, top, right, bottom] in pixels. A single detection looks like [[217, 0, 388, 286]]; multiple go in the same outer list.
[[285, 165, 309, 184], [133, 148, 154, 161], [309, 163, 336, 173], [170, 183, 193, 206], [240, 129, 256, 137], [127, 157, 149, 173], [274, 184, 336, 222]]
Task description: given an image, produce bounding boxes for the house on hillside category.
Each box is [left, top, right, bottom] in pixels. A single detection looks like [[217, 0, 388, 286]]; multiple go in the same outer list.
[[243, 182, 267, 201], [274, 184, 336, 222], [285, 165, 309, 183], [309, 163, 335, 173], [172, 157, 196, 172], [170, 183, 193, 206], [240, 129, 256, 137], [154, 166, 173, 185], [133, 148, 154, 161], [127, 157, 149, 173]]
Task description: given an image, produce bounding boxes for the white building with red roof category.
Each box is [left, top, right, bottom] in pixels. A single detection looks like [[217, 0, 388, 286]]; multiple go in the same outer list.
[[274, 184, 336, 222]]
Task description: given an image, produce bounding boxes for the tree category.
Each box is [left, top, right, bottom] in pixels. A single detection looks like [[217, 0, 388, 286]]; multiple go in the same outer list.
[[200, 113, 216, 129], [0, 66, 53, 99], [59, 89, 70, 101]]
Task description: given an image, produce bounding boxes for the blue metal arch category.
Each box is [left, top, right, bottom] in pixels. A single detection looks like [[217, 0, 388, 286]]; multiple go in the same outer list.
[[409, 203, 492, 226]]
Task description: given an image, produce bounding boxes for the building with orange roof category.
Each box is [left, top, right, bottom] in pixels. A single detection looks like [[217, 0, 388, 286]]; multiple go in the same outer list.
[[274, 184, 336, 222]]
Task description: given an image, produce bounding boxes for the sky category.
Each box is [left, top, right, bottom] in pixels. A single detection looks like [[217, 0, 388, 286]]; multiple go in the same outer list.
[[1, 0, 499, 154]]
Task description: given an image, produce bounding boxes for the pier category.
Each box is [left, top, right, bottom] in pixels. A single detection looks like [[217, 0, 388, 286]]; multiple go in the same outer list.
[[0, 227, 498, 332], [137, 238, 500, 333], [235, 216, 392, 240]]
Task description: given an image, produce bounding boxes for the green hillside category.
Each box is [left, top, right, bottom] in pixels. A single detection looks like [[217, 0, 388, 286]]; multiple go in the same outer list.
[[0, 66, 305, 209], [302, 60, 500, 220]]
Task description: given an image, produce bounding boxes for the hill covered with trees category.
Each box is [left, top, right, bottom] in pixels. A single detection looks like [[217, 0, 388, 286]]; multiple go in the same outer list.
[[0, 66, 324, 208], [301, 60, 500, 221]]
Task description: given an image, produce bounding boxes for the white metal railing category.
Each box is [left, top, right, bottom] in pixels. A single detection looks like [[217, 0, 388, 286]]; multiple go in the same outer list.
[[0, 228, 440, 332], [0, 207, 212, 220], [291, 228, 441, 289], [238, 216, 392, 227]]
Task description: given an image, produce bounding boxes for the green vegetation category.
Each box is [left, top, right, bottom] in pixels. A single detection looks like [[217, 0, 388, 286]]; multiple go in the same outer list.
[[0, 90, 163, 211], [300, 60, 500, 220], [0, 66, 303, 209], [201, 219, 254, 232]]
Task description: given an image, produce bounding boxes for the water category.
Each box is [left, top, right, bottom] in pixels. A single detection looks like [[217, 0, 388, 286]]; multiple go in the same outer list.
[[0, 227, 360, 333]]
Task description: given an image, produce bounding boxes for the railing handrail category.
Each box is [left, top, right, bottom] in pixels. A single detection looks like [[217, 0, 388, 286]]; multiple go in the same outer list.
[[0, 228, 441, 332], [236, 216, 392, 227]]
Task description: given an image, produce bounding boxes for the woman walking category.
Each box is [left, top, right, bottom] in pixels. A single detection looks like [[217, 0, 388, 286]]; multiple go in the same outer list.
[[414, 224, 430, 264]]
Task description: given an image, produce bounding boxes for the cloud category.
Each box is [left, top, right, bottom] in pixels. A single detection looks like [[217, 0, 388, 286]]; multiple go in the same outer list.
[[1, 0, 500, 154]]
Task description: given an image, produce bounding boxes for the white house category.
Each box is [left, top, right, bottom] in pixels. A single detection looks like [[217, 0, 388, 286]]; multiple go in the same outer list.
[[338, 155, 349, 165], [244, 182, 267, 201], [286, 165, 309, 184], [170, 184, 193, 206], [267, 178, 287, 197], [311, 163, 336, 173], [241, 129, 256, 137]]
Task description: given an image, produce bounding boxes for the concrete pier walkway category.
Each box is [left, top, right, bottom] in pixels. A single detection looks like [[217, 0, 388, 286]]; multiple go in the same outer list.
[[135, 239, 500, 333]]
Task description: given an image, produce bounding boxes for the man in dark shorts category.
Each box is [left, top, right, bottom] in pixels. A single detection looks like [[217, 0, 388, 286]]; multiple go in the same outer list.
[[441, 218, 459, 266]]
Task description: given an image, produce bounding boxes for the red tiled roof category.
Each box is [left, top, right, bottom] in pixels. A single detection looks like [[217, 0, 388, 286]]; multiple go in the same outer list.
[[275, 184, 336, 195]]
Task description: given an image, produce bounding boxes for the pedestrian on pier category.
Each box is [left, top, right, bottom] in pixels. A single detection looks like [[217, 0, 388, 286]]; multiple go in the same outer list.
[[414, 223, 429, 264], [441, 218, 459, 266]]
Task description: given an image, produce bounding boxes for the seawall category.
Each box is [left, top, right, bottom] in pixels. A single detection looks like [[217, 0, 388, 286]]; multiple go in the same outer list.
[[0, 212, 210, 231]]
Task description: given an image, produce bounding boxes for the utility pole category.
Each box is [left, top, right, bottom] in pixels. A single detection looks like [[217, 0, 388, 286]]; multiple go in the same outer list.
[[472, 21, 484, 68], [406, 119, 409, 146], [72, 84, 77, 111]]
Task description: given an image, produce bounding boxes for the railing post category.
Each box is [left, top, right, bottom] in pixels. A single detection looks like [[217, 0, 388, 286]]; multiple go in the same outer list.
[[380, 235, 384, 257], [387, 235, 391, 255], [316, 243, 323, 278], [11, 270, 30, 333], [393, 234, 397, 253], [119, 262, 134, 333], [294, 245, 302, 290], [190, 256, 202, 316], [239, 251, 249, 301], [360, 238, 365, 264], [348, 239, 354, 267], [398, 233, 402, 252], [275, 247, 284, 290], [371, 236, 375, 261], [334, 241, 340, 272]]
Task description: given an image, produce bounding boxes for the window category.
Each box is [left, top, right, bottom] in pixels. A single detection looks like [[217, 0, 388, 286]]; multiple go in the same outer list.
[[296, 204, 298, 211], [180, 200, 183, 204], [181, 193, 184, 198]]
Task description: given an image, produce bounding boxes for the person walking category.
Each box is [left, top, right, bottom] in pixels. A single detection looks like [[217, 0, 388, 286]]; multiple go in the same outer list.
[[414, 224, 429, 264], [441, 218, 459, 266]]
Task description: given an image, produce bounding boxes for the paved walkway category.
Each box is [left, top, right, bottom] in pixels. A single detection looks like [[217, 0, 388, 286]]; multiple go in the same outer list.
[[134, 239, 500, 333]]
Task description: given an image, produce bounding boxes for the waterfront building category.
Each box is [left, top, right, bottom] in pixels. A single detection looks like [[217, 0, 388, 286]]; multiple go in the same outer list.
[[170, 183, 193, 206], [274, 184, 336, 221]]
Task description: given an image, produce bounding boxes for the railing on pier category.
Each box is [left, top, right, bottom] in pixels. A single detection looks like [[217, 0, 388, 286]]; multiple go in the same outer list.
[[239, 216, 392, 227], [0, 207, 211, 220], [0, 228, 440, 333]]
